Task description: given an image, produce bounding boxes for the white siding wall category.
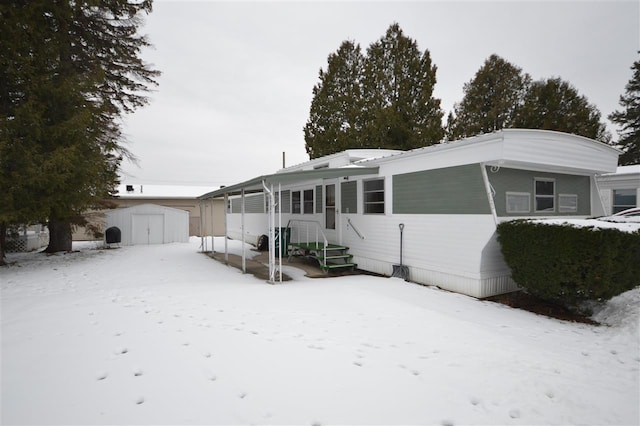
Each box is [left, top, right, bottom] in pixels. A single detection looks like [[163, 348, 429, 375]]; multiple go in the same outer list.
[[105, 204, 189, 246], [225, 213, 268, 246], [340, 213, 515, 298]]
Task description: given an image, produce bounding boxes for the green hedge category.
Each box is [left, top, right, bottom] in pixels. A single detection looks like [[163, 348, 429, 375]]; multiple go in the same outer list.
[[497, 220, 640, 307]]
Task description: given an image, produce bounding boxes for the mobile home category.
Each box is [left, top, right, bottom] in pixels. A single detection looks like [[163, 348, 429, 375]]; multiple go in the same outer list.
[[199, 129, 620, 298]]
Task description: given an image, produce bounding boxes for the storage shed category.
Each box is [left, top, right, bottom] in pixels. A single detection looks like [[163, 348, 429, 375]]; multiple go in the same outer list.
[[104, 204, 189, 246]]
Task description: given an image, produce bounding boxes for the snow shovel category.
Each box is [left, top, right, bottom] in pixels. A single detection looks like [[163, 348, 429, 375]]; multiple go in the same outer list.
[[392, 223, 410, 281]]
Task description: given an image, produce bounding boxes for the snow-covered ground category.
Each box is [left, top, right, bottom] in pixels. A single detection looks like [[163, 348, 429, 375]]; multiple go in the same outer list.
[[1, 238, 638, 425]]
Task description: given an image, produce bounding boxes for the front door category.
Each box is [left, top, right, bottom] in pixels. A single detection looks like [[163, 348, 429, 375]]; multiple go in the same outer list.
[[325, 183, 336, 230], [324, 181, 341, 244]]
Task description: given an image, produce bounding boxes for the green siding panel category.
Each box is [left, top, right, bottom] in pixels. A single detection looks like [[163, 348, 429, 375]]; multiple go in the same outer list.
[[341, 181, 357, 214], [393, 164, 491, 214], [487, 167, 591, 216]]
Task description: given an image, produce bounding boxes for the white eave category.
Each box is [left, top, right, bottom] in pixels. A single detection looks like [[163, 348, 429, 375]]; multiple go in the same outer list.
[[362, 129, 620, 175]]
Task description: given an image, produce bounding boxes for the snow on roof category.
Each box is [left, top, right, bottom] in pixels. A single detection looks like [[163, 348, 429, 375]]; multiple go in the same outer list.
[[612, 165, 640, 175], [531, 218, 640, 234], [116, 184, 218, 199]]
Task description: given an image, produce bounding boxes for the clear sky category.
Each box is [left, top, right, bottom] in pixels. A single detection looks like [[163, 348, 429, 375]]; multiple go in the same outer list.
[[119, 0, 640, 188]]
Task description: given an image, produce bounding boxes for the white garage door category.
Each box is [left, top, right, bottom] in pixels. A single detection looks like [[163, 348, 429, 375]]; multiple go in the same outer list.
[[132, 214, 164, 245]]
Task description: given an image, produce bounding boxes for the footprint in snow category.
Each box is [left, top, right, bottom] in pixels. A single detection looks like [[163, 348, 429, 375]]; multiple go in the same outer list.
[[114, 347, 128, 355], [96, 371, 108, 381], [133, 368, 143, 377], [203, 351, 212, 358], [353, 361, 363, 367], [441, 420, 454, 426], [469, 396, 480, 406], [509, 409, 521, 419], [134, 396, 145, 405]]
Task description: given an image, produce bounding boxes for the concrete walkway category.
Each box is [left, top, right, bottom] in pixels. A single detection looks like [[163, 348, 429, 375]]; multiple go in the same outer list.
[[205, 249, 363, 282]]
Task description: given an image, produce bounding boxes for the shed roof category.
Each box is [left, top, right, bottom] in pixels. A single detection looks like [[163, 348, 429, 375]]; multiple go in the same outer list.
[[116, 184, 217, 199]]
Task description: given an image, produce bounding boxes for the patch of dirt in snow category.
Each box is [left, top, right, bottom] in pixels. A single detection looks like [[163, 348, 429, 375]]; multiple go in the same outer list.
[[486, 291, 599, 324]]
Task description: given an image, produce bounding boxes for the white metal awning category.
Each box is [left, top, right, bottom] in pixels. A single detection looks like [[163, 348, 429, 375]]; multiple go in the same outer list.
[[198, 166, 380, 200]]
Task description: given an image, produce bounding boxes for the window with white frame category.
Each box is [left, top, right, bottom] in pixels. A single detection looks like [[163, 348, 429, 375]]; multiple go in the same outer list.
[[506, 192, 530, 214], [292, 191, 301, 214], [363, 178, 385, 214], [558, 194, 578, 213], [303, 189, 314, 214], [613, 189, 636, 213], [534, 178, 555, 212]]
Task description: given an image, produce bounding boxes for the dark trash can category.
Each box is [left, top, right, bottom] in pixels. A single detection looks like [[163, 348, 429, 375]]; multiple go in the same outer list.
[[105, 226, 121, 244], [257, 234, 268, 251], [274, 227, 290, 258], [256, 228, 290, 257]]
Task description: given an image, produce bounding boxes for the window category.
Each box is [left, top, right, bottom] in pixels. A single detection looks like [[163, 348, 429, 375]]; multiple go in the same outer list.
[[506, 192, 530, 214], [559, 194, 578, 213], [613, 189, 636, 213], [364, 179, 385, 214], [534, 178, 555, 212], [303, 189, 314, 214], [292, 191, 301, 214]]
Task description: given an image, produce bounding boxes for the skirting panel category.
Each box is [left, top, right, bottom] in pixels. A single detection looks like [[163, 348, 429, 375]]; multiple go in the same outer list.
[[354, 256, 518, 298]]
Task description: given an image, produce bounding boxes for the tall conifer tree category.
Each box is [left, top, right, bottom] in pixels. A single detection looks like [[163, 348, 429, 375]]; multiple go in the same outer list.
[[0, 0, 159, 258], [447, 54, 529, 140], [516, 77, 610, 143], [362, 23, 444, 150], [304, 23, 444, 157], [609, 56, 640, 165], [304, 41, 365, 159]]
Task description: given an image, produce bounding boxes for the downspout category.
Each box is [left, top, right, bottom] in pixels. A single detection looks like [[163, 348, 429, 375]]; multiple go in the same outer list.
[[224, 193, 229, 264], [199, 202, 205, 252], [591, 174, 607, 217], [262, 180, 276, 283], [241, 188, 246, 273], [480, 163, 499, 225], [211, 198, 215, 253], [278, 183, 282, 283]]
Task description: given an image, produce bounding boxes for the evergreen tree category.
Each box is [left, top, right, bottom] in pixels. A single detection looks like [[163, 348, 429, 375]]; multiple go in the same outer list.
[[361, 23, 444, 150], [516, 77, 610, 143], [304, 41, 365, 159], [447, 54, 530, 140], [609, 56, 640, 165], [0, 1, 159, 258]]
